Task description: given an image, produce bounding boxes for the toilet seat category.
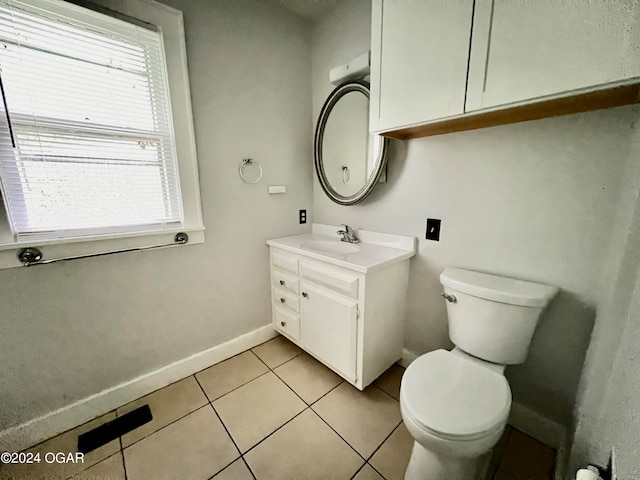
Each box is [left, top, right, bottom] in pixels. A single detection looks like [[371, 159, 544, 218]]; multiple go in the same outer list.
[[401, 349, 511, 441]]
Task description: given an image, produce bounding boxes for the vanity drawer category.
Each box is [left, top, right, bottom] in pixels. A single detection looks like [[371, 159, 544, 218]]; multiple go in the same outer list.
[[272, 269, 299, 294], [272, 287, 300, 314], [272, 251, 298, 274], [301, 262, 359, 299], [274, 305, 300, 342]]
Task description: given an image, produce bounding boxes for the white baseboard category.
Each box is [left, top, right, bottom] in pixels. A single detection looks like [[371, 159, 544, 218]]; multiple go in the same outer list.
[[0, 325, 278, 453]]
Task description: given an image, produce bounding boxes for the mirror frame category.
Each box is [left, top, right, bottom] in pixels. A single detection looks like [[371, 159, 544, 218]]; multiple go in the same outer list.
[[314, 80, 389, 205]]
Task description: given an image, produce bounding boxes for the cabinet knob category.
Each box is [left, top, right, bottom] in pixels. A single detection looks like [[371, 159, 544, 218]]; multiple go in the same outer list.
[[280, 298, 286, 303], [280, 321, 286, 327], [279, 280, 285, 286], [301, 292, 308, 298]]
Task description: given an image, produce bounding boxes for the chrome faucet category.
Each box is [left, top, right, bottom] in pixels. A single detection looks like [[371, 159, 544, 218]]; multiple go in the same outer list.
[[337, 224, 359, 243]]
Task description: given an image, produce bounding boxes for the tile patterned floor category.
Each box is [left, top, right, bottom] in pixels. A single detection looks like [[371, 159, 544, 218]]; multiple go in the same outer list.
[[0, 336, 557, 480]]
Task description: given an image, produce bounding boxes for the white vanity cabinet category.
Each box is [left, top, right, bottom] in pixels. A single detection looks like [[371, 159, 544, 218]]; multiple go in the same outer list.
[[268, 246, 411, 390], [371, 0, 640, 137]]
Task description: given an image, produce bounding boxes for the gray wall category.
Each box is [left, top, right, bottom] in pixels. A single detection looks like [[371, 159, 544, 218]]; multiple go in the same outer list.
[[311, 0, 640, 426], [568, 125, 640, 476], [0, 0, 313, 431]]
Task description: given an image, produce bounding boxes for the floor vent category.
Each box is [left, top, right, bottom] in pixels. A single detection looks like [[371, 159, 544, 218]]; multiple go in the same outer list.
[[77, 405, 152, 454]]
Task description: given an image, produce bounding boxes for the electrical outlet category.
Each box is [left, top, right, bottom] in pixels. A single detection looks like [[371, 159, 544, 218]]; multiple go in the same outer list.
[[299, 209, 307, 224], [426, 218, 441, 241]]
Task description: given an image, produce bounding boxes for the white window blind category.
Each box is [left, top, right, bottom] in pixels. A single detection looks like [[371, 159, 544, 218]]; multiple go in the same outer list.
[[0, 0, 184, 241]]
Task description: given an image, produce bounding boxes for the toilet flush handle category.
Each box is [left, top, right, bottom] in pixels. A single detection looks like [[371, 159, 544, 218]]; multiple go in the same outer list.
[[440, 292, 457, 303]]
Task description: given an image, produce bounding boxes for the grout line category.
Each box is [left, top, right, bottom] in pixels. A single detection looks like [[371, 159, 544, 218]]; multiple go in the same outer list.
[[241, 455, 257, 480], [122, 453, 129, 480], [206, 370, 272, 403], [120, 403, 209, 451], [193, 375, 243, 459], [191, 347, 261, 378], [239, 407, 310, 457], [119, 436, 128, 480], [249, 343, 303, 372], [307, 405, 367, 463], [349, 462, 368, 480], [206, 457, 241, 480], [368, 462, 388, 480], [269, 363, 315, 408], [350, 461, 389, 480], [364, 419, 403, 463], [371, 383, 400, 402], [309, 380, 345, 407]]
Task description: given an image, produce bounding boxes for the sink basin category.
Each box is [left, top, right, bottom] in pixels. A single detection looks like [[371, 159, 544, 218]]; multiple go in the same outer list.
[[301, 240, 360, 254]]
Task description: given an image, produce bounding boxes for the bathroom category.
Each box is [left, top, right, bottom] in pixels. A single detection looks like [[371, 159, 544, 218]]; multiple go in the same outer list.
[[0, 0, 639, 478]]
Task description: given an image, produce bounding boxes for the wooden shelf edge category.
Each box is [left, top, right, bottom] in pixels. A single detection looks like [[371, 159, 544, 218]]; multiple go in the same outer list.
[[381, 83, 640, 140]]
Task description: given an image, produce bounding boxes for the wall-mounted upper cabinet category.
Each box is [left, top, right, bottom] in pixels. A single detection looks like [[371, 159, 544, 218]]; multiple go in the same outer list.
[[371, 0, 640, 139], [369, 0, 474, 132], [466, 0, 640, 111]]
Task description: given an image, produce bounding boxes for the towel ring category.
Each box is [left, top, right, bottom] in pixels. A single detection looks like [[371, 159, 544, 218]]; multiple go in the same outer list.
[[239, 158, 263, 184]]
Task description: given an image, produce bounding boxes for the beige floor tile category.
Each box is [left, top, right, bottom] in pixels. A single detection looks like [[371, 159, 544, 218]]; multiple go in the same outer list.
[[251, 335, 301, 369], [353, 464, 385, 480], [369, 422, 414, 480], [373, 363, 404, 401], [124, 406, 238, 480], [499, 428, 556, 480], [213, 372, 306, 452], [196, 351, 269, 401], [73, 452, 125, 480], [313, 382, 401, 458], [245, 409, 363, 480], [117, 376, 208, 447], [211, 458, 253, 480], [274, 353, 343, 404], [0, 412, 118, 480]]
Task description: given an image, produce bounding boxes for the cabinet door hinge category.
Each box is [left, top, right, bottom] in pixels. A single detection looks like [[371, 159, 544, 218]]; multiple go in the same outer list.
[[356, 305, 360, 319]]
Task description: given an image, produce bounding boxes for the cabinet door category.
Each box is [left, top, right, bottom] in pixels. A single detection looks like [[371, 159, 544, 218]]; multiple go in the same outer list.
[[370, 0, 474, 133], [466, 0, 640, 111], [300, 281, 358, 382]]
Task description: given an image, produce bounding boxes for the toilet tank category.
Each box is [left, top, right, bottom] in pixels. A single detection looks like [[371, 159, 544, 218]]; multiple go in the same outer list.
[[440, 268, 558, 365]]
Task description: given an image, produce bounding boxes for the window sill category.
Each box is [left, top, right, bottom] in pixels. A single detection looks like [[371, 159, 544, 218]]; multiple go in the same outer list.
[[0, 226, 205, 269]]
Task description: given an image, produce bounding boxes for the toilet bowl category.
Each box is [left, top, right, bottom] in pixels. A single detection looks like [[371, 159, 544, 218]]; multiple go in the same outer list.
[[400, 349, 511, 479], [400, 268, 557, 479]]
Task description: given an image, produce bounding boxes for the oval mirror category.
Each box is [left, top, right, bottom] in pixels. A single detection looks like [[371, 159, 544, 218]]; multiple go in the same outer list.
[[314, 81, 389, 205]]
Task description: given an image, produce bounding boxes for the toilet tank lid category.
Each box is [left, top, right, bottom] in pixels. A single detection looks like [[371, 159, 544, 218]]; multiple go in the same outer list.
[[440, 268, 558, 307]]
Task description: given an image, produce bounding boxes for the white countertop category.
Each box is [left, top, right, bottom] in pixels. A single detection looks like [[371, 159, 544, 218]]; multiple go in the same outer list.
[[266, 224, 417, 273]]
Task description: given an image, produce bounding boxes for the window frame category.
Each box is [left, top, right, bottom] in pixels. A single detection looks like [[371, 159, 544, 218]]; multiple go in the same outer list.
[[0, 0, 204, 269]]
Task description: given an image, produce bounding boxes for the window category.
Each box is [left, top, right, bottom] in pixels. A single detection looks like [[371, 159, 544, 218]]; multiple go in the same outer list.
[[0, 0, 203, 267]]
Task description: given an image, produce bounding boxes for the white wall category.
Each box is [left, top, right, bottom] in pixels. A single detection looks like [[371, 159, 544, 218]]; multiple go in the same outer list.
[[0, 0, 313, 432], [311, 0, 640, 426], [568, 122, 640, 476]]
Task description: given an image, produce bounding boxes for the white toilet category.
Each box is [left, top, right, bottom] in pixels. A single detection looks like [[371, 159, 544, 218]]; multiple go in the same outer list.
[[400, 268, 558, 480]]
